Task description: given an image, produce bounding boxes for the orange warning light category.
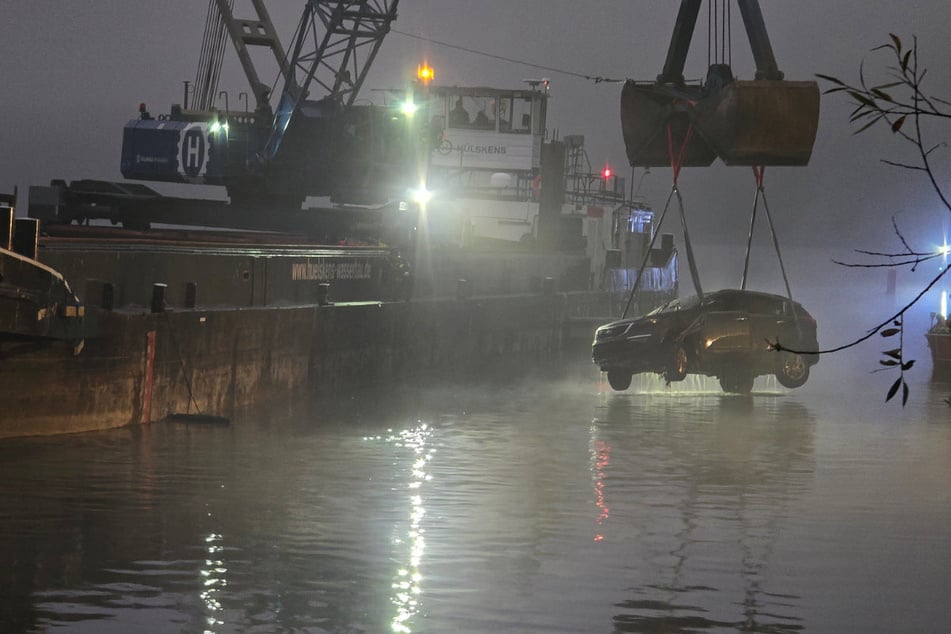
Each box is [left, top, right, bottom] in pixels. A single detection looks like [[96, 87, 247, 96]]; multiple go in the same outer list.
[[417, 63, 435, 83]]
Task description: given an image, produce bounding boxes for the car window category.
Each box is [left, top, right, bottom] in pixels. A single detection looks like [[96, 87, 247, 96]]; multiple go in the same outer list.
[[646, 300, 677, 315], [744, 295, 785, 315], [647, 295, 699, 316], [703, 293, 784, 315], [679, 295, 701, 311]]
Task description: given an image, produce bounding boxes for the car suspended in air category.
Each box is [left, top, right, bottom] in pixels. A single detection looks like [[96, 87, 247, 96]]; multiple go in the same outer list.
[[592, 289, 819, 393]]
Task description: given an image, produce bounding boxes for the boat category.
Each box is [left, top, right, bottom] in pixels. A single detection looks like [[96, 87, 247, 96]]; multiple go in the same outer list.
[[925, 312, 951, 372], [0, 1, 679, 438]]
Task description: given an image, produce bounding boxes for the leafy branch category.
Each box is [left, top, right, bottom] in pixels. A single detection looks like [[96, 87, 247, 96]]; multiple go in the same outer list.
[[773, 34, 951, 405]]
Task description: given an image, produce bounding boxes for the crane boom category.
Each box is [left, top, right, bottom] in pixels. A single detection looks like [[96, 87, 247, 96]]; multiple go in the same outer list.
[[214, 0, 290, 116], [265, 0, 399, 160]]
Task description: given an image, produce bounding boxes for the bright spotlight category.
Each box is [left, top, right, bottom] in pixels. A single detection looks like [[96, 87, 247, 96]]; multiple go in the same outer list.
[[410, 187, 432, 205], [400, 100, 418, 116]]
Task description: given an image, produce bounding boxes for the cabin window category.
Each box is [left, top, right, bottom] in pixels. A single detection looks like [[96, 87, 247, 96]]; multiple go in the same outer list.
[[447, 96, 478, 129], [500, 96, 532, 134]]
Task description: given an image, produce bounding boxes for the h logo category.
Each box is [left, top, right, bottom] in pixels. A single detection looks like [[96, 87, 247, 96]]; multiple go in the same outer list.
[[180, 127, 207, 178]]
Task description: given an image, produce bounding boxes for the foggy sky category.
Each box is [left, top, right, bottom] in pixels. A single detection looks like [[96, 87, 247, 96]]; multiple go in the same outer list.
[[2, 1, 950, 252]]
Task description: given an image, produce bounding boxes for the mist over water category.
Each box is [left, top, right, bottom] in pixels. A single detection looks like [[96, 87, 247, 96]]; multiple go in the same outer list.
[[2, 299, 950, 634]]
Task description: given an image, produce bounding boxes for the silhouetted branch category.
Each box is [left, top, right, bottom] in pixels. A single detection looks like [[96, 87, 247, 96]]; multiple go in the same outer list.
[[805, 34, 951, 404], [772, 264, 947, 357]]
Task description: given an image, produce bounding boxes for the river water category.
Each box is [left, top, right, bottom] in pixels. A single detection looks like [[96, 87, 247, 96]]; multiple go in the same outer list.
[[2, 337, 951, 633]]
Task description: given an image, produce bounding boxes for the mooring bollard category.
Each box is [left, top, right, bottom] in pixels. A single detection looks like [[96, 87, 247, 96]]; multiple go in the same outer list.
[[151, 283, 167, 313], [317, 282, 331, 306]]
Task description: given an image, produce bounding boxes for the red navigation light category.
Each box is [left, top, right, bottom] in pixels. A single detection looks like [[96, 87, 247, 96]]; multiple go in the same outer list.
[[602, 166, 612, 179]]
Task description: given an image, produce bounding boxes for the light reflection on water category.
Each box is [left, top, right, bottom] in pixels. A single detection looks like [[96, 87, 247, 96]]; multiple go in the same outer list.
[[201, 532, 226, 633], [0, 360, 950, 633], [592, 392, 815, 633], [374, 423, 435, 633]]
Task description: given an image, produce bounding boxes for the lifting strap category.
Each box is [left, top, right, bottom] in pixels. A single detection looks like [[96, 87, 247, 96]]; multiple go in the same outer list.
[[621, 121, 705, 318], [740, 166, 794, 305]]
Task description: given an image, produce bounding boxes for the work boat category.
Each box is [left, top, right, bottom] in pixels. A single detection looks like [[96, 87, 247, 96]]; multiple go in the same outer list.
[[926, 314, 951, 374], [403, 80, 678, 313]]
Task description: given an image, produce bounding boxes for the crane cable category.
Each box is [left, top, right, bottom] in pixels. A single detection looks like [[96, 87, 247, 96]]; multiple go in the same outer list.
[[193, 0, 233, 111], [707, 0, 732, 69], [391, 28, 624, 84]]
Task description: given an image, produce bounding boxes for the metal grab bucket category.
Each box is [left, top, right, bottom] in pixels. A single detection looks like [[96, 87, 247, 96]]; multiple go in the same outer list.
[[620, 81, 717, 168], [692, 80, 820, 166], [620, 79, 820, 168]]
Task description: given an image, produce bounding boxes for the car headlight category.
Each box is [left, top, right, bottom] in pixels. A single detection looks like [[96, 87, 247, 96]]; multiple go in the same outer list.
[[596, 323, 631, 340]]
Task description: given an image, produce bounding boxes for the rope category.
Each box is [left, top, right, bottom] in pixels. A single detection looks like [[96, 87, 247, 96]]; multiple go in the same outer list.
[[621, 190, 673, 319], [675, 185, 704, 299], [665, 119, 695, 187], [620, 120, 705, 318], [164, 313, 202, 416], [740, 166, 763, 290], [759, 177, 794, 303], [665, 121, 704, 298], [741, 166, 801, 334]]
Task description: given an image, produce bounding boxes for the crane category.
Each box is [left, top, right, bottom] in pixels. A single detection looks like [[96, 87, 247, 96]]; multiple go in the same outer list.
[[616, 0, 819, 318], [120, 0, 408, 209]]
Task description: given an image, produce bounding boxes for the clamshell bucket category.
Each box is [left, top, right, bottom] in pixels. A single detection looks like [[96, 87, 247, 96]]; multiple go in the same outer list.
[[692, 80, 820, 166], [620, 81, 716, 168]]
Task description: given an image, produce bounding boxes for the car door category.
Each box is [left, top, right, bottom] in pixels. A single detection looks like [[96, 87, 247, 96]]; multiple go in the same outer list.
[[744, 294, 790, 354], [692, 293, 754, 353]]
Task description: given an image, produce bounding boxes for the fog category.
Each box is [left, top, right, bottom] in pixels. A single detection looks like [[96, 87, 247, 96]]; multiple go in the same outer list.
[[2, 1, 950, 347]]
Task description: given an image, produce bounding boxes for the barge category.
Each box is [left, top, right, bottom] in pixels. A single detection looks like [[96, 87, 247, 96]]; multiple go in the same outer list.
[[1, 1, 678, 438]]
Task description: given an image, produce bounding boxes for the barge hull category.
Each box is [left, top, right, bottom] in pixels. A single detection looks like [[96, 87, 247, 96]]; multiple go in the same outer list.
[[1, 292, 593, 438]]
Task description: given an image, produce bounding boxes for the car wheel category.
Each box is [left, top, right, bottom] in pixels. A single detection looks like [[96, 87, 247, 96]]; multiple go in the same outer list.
[[664, 344, 688, 383], [775, 352, 810, 388], [607, 370, 633, 391], [719, 372, 754, 394]]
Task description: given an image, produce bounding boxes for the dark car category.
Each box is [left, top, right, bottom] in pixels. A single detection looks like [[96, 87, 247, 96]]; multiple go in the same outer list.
[[592, 289, 819, 393]]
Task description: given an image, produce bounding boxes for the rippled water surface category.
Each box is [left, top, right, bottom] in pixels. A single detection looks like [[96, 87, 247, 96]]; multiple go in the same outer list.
[[2, 350, 951, 633]]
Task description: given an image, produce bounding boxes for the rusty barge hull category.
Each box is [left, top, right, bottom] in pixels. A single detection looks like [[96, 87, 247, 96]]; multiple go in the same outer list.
[[2, 226, 598, 438], [1, 295, 581, 439]]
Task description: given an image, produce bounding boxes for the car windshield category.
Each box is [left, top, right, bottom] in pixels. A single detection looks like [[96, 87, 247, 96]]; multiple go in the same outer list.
[[645, 295, 700, 316]]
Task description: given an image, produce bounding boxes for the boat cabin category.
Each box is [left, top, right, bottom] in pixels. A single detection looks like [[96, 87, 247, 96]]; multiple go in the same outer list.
[[425, 84, 548, 194]]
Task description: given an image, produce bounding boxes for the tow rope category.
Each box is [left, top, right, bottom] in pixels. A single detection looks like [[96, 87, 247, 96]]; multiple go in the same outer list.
[[621, 118, 705, 318], [740, 165, 794, 303]]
